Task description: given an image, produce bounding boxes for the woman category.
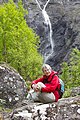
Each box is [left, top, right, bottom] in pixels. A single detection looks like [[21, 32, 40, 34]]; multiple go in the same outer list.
[[27, 64, 60, 103]]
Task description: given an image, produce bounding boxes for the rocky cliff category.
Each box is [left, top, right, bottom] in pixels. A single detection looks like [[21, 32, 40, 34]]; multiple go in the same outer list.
[[23, 0, 80, 70]]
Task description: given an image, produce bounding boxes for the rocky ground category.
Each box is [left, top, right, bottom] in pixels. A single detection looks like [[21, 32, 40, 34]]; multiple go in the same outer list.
[[0, 95, 80, 120]]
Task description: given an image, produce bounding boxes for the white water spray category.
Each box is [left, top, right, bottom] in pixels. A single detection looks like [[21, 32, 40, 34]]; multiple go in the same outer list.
[[35, 0, 54, 63]]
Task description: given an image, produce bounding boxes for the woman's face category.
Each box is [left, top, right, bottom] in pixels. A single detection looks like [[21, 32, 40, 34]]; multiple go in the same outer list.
[[43, 67, 51, 76]]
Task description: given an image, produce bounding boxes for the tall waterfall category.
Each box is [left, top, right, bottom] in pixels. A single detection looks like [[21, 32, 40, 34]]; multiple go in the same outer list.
[[35, 0, 54, 63]]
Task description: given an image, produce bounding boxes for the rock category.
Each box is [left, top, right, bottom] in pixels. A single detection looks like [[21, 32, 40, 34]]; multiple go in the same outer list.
[[0, 63, 27, 106], [71, 86, 80, 97], [5, 96, 80, 120]]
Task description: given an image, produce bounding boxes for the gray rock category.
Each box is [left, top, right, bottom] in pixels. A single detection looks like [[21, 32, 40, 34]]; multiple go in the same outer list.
[[0, 63, 27, 106], [71, 86, 80, 97], [6, 96, 80, 120]]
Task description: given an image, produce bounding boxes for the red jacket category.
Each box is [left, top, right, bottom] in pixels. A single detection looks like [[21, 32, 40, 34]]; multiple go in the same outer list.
[[31, 71, 60, 101]]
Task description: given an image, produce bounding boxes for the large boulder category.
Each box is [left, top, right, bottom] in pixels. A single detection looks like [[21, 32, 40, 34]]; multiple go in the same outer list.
[[0, 63, 27, 106], [3, 96, 80, 120]]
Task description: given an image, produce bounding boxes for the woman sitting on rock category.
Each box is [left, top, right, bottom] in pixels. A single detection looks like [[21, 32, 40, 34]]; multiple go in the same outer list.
[[27, 64, 61, 103]]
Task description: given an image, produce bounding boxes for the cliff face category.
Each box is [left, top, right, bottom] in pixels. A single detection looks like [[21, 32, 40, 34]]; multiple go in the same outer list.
[[23, 0, 80, 70]]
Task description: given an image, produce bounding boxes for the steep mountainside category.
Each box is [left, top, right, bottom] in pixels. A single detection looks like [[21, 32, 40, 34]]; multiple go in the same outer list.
[[23, 0, 80, 71]]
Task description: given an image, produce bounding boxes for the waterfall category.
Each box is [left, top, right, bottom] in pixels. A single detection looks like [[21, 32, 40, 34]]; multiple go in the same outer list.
[[35, 0, 54, 63]]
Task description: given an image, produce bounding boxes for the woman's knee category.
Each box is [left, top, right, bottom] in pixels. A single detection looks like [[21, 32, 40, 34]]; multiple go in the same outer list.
[[38, 92, 55, 103]]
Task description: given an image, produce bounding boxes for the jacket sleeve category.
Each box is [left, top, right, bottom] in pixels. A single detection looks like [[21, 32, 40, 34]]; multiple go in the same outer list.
[[41, 75, 59, 93], [31, 77, 44, 85]]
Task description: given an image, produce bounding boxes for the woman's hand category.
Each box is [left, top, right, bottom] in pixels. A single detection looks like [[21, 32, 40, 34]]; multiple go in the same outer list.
[[32, 84, 41, 92], [32, 84, 39, 92], [35, 87, 40, 92]]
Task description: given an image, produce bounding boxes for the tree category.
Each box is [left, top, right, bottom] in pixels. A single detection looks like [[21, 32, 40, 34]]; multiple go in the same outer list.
[[60, 48, 80, 89], [0, 0, 43, 80]]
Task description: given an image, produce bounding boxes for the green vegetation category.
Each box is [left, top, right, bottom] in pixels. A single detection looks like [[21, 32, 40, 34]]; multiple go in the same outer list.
[[0, 0, 79, 99], [60, 48, 80, 97], [0, 0, 43, 80]]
